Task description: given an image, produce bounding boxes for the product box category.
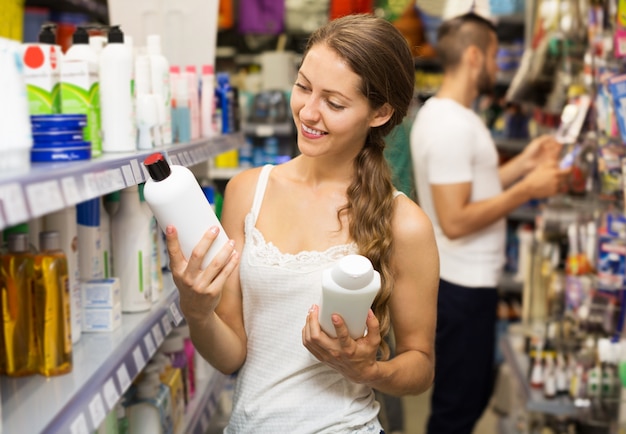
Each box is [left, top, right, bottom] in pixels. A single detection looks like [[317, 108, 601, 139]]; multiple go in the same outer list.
[[82, 277, 121, 308], [22, 43, 61, 115], [60, 59, 102, 156], [82, 303, 122, 332], [161, 366, 185, 434], [608, 74, 626, 144]]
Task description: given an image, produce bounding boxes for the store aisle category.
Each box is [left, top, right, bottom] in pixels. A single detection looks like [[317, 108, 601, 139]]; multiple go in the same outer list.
[[402, 387, 498, 434]]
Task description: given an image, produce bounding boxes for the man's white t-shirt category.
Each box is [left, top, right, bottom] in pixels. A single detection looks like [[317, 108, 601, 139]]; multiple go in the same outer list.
[[411, 97, 506, 288]]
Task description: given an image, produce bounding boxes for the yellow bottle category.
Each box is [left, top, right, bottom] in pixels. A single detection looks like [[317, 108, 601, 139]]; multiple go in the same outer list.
[[34, 231, 72, 376], [1, 233, 38, 376]]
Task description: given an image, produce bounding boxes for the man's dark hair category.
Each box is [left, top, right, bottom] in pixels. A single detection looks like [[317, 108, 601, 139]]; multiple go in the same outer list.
[[436, 12, 497, 71]]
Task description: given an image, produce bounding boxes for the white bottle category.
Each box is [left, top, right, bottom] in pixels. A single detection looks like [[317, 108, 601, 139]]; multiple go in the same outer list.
[[143, 153, 229, 270], [44, 206, 82, 343], [127, 368, 172, 434], [146, 34, 172, 145], [135, 53, 159, 150], [111, 185, 152, 313], [319, 254, 381, 339], [139, 184, 163, 303], [99, 25, 136, 152]]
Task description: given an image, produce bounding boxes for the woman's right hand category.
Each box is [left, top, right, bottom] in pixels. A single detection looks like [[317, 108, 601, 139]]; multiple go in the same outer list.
[[164, 225, 239, 322]]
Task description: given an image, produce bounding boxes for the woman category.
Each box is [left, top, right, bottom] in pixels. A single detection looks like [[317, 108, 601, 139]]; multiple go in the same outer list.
[[165, 14, 439, 433]]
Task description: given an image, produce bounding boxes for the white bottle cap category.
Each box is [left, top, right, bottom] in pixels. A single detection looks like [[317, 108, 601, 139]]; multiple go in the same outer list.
[[331, 254, 374, 290]]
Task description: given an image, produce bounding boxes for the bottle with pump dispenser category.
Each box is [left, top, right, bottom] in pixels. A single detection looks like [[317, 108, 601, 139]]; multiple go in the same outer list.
[[99, 25, 136, 152], [0, 233, 38, 376], [319, 254, 381, 339], [111, 185, 153, 313], [33, 230, 73, 376], [143, 152, 229, 269]]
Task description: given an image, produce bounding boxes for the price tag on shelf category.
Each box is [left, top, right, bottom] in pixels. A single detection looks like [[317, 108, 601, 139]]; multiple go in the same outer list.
[[0, 211, 5, 229], [106, 168, 126, 191], [70, 413, 89, 434], [88, 393, 107, 429], [130, 159, 144, 183], [116, 363, 131, 392], [183, 151, 192, 166], [132, 346, 146, 372], [170, 154, 180, 166], [61, 176, 82, 205], [0, 182, 28, 225], [143, 332, 156, 358], [256, 125, 274, 137], [169, 303, 184, 326], [25, 180, 64, 217], [82, 173, 98, 198], [161, 315, 173, 336], [152, 323, 164, 347], [121, 164, 135, 187], [102, 378, 120, 410]]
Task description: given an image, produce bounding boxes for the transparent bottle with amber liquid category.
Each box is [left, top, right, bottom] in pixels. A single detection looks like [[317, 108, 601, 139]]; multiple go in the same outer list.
[[1, 232, 38, 376], [34, 231, 72, 376]]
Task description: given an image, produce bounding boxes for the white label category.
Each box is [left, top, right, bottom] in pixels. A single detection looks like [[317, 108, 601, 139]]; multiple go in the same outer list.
[[143, 332, 156, 357], [152, 323, 164, 347], [161, 315, 173, 335], [61, 176, 82, 205], [0, 182, 28, 224], [26, 180, 64, 217], [170, 154, 180, 166], [106, 168, 126, 191], [82, 173, 98, 198], [256, 125, 274, 137], [133, 346, 146, 372], [88, 393, 107, 428], [169, 303, 183, 326], [130, 159, 144, 183], [70, 413, 89, 434], [183, 151, 192, 166], [121, 164, 135, 186], [116, 364, 131, 392], [102, 378, 120, 409]]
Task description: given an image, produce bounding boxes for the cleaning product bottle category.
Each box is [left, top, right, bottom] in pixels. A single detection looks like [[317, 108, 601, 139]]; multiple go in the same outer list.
[[99, 25, 135, 152], [0, 233, 38, 376], [62, 25, 102, 156], [146, 34, 172, 145], [111, 185, 152, 313], [34, 230, 72, 376], [44, 206, 82, 344], [143, 152, 229, 270], [319, 254, 381, 339]]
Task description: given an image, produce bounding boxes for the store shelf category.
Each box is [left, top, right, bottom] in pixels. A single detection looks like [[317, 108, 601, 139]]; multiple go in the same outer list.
[[509, 205, 540, 223], [184, 368, 228, 434], [25, 0, 108, 22], [209, 167, 245, 180], [0, 133, 244, 231], [500, 334, 578, 417], [242, 123, 293, 137]]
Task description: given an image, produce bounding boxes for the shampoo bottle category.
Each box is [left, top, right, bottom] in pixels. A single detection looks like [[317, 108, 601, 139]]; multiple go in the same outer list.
[[99, 25, 136, 152], [126, 368, 172, 434], [143, 153, 229, 270], [34, 231, 72, 376], [146, 34, 172, 145], [319, 254, 381, 339], [111, 185, 153, 313], [45, 206, 82, 343], [0, 233, 38, 376], [76, 198, 104, 281]]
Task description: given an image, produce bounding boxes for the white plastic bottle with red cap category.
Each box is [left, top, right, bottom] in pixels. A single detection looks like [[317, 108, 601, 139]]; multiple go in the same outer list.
[[142, 152, 229, 269]]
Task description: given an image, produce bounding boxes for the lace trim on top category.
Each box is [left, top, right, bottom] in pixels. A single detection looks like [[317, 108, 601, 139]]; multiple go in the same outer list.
[[244, 212, 357, 271]]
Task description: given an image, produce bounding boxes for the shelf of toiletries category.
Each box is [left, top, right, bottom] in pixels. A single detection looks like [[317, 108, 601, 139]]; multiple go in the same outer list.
[[499, 270, 523, 294], [0, 133, 244, 232], [0, 273, 226, 434], [500, 334, 578, 417], [494, 136, 528, 154]]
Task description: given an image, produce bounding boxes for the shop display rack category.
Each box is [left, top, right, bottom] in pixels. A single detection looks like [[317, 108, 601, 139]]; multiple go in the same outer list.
[[1, 274, 226, 433], [500, 333, 578, 417], [0, 133, 244, 232]]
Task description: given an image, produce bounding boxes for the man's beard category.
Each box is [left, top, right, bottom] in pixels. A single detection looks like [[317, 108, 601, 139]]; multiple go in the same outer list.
[[477, 63, 495, 96]]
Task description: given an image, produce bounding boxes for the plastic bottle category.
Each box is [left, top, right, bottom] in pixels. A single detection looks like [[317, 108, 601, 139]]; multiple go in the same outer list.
[[135, 53, 159, 150], [171, 66, 191, 143], [126, 368, 172, 434], [62, 25, 102, 156], [99, 25, 136, 152], [111, 185, 152, 313], [44, 206, 82, 343], [319, 254, 381, 339], [34, 230, 72, 376], [175, 325, 196, 400], [0, 233, 38, 376], [139, 183, 163, 303], [76, 198, 104, 281], [143, 152, 229, 270], [146, 34, 172, 145]]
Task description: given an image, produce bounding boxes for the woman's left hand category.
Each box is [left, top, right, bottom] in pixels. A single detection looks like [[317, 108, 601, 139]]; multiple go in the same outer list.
[[302, 305, 381, 384]]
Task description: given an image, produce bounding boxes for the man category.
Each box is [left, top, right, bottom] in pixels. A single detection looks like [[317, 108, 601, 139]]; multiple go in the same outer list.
[[410, 12, 569, 434]]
